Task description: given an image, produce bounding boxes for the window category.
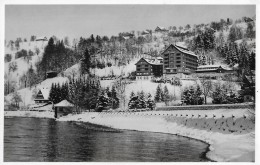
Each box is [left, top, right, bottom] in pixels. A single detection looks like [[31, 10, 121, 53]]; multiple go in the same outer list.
[[176, 61, 181, 63], [177, 57, 181, 60], [145, 65, 148, 67], [177, 65, 181, 67], [145, 68, 148, 71], [137, 69, 140, 71], [137, 65, 140, 67]]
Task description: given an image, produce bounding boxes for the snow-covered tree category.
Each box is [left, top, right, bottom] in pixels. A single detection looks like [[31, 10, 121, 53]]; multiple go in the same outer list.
[[163, 85, 170, 105], [154, 84, 162, 102], [96, 90, 110, 112], [146, 93, 155, 110], [137, 90, 146, 109]]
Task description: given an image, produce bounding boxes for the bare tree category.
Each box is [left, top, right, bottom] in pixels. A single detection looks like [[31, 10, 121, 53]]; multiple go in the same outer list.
[[200, 77, 213, 104], [11, 91, 22, 108], [114, 77, 127, 110]]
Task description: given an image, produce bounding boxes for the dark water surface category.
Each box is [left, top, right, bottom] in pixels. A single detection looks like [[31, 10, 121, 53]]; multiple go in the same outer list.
[[4, 117, 209, 162]]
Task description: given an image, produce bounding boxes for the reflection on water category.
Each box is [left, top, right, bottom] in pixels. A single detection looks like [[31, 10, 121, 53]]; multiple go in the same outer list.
[[4, 117, 209, 162]]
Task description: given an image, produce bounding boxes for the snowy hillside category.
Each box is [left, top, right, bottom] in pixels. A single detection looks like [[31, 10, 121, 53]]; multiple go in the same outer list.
[[5, 76, 68, 106], [5, 41, 48, 86]]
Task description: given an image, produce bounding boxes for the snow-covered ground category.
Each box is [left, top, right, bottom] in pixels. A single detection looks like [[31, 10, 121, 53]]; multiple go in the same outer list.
[[5, 76, 69, 106], [58, 108, 255, 162], [4, 110, 54, 119]]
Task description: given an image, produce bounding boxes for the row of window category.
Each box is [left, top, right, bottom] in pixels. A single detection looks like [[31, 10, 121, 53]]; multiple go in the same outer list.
[[136, 76, 150, 80], [137, 68, 151, 71], [185, 57, 197, 63], [137, 64, 149, 68], [136, 72, 150, 75], [186, 62, 197, 67]]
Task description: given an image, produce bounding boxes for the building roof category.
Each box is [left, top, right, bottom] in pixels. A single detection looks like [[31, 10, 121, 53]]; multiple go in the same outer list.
[[155, 26, 167, 31], [135, 57, 163, 66], [34, 88, 50, 100], [142, 30, 150, 34], [54, 100, 74, 107], [36, 36, 48, 41], [197, 65, 233, 70], [162, 44, 197, 57]]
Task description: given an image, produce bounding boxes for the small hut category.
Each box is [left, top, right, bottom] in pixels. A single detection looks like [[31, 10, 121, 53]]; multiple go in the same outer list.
[[54, 100, 74, 118], [46, 71, 58, 79]]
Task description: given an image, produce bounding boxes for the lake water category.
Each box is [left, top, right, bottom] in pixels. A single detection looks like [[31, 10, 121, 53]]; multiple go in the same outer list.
[[4, 117, 209, 162]]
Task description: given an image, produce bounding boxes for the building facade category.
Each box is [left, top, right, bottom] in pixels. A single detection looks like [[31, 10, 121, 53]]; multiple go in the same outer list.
[[162, 44, 198, 79], [34, 89, 50, 104], [135, 58, 163, 80]]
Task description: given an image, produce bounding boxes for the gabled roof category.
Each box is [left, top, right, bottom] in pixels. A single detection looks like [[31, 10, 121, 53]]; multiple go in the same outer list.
[[135, 57, 163, 66], [54, 100, 74, 107], [197, 65, 222, 69], [196, 65, 233, 71], [161, 44, 197, 57], [155, 26, 167, 31], [34, 88, 50, 100]]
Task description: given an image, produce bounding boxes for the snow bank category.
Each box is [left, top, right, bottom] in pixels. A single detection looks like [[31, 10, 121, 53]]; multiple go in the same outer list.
[[58, 109, 255, 162], [4, 110, 54, 119]]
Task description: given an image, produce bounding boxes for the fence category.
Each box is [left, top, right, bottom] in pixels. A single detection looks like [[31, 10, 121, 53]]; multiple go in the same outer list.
[[155, 103, 254, 111]]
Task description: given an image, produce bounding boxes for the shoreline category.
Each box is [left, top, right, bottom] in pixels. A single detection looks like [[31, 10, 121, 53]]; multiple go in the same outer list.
[[4, 109, 255, 162]]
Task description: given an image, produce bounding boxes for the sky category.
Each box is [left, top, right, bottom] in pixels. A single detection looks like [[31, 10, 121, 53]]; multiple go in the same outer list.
[[5, 5, 256, 41]]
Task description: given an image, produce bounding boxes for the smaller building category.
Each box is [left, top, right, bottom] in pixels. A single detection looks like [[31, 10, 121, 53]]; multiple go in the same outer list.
[[135, 57, 163, 80], [54, 100, 74, 118], [46, 71, 58, 79], [34, 88, 50, 104], [196, 65, 234, 74], [155, 26, 168, 33], [36, 36, 48, 41]]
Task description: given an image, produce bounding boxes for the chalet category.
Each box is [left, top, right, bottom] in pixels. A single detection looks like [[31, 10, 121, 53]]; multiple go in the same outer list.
[[135, 57, 163, 80], [46, 71, 58, 79], [34, 88, 50, 104], [36, 36, 48, 41], [161, 44, 198, 79], [155, 26, 168, 33], [195, 65, 234, 74]]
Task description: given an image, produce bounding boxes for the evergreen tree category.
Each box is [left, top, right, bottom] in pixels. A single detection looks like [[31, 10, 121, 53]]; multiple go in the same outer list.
[[128, 95, 138, 109], [48, 83, 56, 103], [80, 48, 91, 75], [138, 90, 146, 109], [246, 22, 255, 39], [146, 93, 155, 110], [106, 87, 111, 97], [96, 90, 109, 112], [154, 84, 162, 102], [130, 91, 135, 99], [249, 51, 255, 70], [182, 86, 204, 105], [163, 85, 170, 105]]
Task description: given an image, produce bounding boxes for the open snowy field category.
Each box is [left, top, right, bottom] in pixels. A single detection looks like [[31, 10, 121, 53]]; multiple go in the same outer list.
[[58, 108, 255, 162]]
